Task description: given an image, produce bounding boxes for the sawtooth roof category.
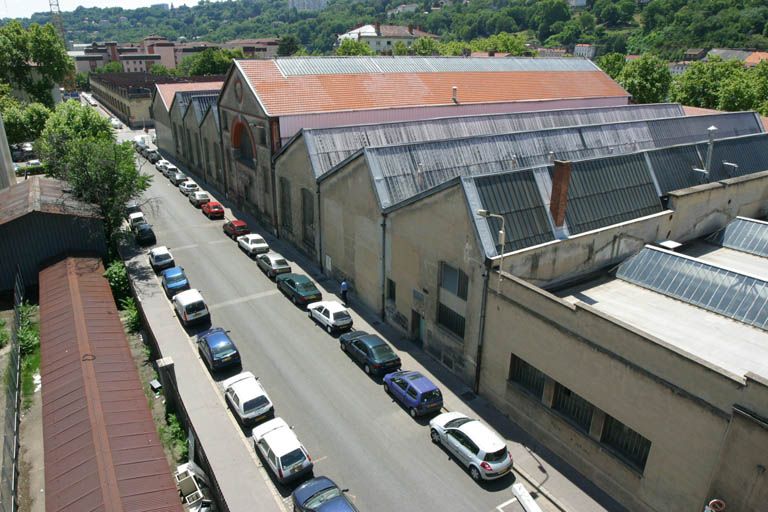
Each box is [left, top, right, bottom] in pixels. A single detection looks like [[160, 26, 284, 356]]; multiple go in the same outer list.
[[234, 56, 629, 117], [154, 80, 223, 112], [186, 93, 219, 123]]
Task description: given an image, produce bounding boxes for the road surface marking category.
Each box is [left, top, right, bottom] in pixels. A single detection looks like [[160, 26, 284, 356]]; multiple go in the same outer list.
[[496, 497, 519, 511], [172, 243, 199, 252], [208, 290, 280, 311]]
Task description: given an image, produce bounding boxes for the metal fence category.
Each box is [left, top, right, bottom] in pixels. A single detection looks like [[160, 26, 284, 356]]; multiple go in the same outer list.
[[0, 267, 24, 512]]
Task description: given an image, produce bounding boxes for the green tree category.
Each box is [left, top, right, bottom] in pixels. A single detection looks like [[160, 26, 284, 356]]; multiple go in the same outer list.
[[597, 52, 626, 79], [95, 61, 124, 73], [393, 41, 409, 56], [618, 54, 671, 103], [75, 72, 90, 91], [471, 32, 526, 55], [149, 63, 173, 76], [533, 0, 571, 42], [717, 70, 757, 111], [411, 37, 440, 56], [335, 39, 375, 56], [278, 35, 301, 56], [669, 57, 744, 109], [0, 21, 73, 106], [37, 100, 113, 178]]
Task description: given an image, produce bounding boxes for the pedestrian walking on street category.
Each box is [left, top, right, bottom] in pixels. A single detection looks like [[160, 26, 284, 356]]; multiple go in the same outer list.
[[340, 279, 349, 305]]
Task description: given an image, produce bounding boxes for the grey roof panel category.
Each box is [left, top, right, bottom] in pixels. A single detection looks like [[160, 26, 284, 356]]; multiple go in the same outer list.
[[708, 217, 768, 258], [647, 143, 703, 193], [276, 56, 598, 76], [704, 133, 768, 180], [304, 103, 686, 179], [190, 94, 219, 123], [617, 246, 768, 330], [648, 112, 763, 147], [560, 154, 663, 235], [173, 89, 220, 115]]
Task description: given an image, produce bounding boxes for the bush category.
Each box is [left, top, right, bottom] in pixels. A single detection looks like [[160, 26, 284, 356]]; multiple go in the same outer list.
[[0, 318, 8, 348], [120, 297, 141, 333], [17, 302, 39, 357], [160, 411, 188, 462], [104, 260, 131, 303]]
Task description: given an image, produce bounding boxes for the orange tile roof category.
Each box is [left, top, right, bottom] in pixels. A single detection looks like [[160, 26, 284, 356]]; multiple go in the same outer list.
[[155, 81, 223, 111], [236, 59, 628, 117], [745, 52, 768, 66]]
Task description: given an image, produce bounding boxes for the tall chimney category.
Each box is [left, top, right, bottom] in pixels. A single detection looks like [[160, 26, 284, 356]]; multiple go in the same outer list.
[[375, 22, 381, 35], [452, 86, 458, 104], [550, 160, 572, 227], [408, 23, 414, 35]]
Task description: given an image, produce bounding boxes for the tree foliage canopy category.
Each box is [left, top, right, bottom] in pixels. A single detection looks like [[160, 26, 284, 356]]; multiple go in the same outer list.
[[177, 47, 244, 76], [617, 54, 672, 104]]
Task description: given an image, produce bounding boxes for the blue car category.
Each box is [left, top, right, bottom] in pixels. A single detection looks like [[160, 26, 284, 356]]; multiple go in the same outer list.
[[292, 476, 358, 512], [383, 370, 444, 417], [161, 266, 189, 297], [196, 328, 241, 371]]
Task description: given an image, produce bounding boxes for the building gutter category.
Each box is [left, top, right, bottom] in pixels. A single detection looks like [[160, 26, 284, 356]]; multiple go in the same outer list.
[[473, 257, 492, 394], [317, 183, 323, 270], [380, 213, 387, 318]]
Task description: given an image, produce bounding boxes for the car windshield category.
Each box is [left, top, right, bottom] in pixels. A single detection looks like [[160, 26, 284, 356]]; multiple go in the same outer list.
[[274, 259, 288, 267], [242, 395, 269, 413], [184, 301, 206, 314], [333, 311, 351, 321], [166, 274, 186, 285], [484, 447, 508, 463], [235, 226, 248, 233], [445, 417, 473, 429], [421, 389, 442, 403], [296, 281, 317, 293], [370, 344, 395, 360], [137, 224, 152, 233], [280, 448, 306, 468], [304, 486, 343, 509], [210, 339, 235, 357], [155, 253, 172, 262]]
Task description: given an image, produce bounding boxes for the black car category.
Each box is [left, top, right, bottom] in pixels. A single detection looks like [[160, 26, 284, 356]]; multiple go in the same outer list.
[[339, 331, 401, 376], [146, 150, 161, 163], [134, 222, 156, 246], [276, 273, 322, 306], [196, 327, 241, 371]]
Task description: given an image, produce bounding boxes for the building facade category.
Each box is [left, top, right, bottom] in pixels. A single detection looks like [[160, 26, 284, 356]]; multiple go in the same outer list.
[[337, 23, 439, 54]]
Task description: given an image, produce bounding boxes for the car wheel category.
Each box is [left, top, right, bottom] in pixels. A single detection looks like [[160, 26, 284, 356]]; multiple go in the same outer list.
[[326, 324, 332, 334], [292, 296, 297, 305], [364, 364, 371, 375], [307, 310, 312, 318], [409, 407, 417, 418], [340, 341, 346, 352], [470, 466, 482, 482], [430, 428, 441, 444], [383, 383, 390, 394]]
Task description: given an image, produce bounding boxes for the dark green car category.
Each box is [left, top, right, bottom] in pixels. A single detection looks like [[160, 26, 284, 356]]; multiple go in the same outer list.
[[276, 273, 322, 307]]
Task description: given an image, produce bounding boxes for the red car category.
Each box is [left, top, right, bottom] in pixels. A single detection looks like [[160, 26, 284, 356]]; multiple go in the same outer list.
[[202, 201, 225, 219], [223, 219, 250, 239]]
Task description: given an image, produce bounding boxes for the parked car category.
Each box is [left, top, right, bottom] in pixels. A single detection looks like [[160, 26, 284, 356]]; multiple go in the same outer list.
[[161, 266, 189, 297], [172, 289, 210, 327], [128, 212, 147, 231], [201, 201, 225, 219], [276, 273, 322, 306], [27, 159, 41, 167], [125, 200, 141, 218], [256, 252, 291, 278], [307, 301, 353, 334], [429, 411, 513, 481], [146, 149, 161, 163], [222, 372, 274, 426], [156, 159, 171, 173], [170, 171, 188, 186], [237, 233, 269, 256], [163, 164, 179, 178], [197, 327, 241, 371], [189, 191, 211, 207], [179, 180, 199, 195], [134, 222, 156, 246], [109, 117, 122, 129], [339, 331, 401, 376], [148, 245, 175, 273], [223, 219, 249, 239], [292, 477, 358, 512], [252, 418, 313, 484], [383, 370, 443, 417]]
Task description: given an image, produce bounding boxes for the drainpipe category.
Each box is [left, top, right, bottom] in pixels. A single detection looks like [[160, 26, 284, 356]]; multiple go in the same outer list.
[[473, 258, 492, 394], [316, 184, 323, 272], [380, 213, 387, 319]]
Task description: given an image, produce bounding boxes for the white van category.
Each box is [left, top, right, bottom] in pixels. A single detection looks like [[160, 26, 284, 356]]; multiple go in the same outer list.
[[172, 289, 210, 327], [252, 417, 313, 484], [128, 212, 147, 230]]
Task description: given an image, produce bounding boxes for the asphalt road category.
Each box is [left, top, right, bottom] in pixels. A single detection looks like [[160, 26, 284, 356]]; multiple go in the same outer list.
[[132, 154, 533, 511]]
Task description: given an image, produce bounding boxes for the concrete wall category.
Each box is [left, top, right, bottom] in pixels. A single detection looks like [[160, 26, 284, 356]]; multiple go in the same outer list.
[[199, 110, 224, 191], [274, 135, 320, 260], [385, 184, 487, 384], [151, 93, 175, 160], [182, 108, 203, 176], [169, 100, 189, 166], [503, 171, 768, 288], [480, 274, 768, 512], [319, 156, 382, 313], [90, 78, 153, 129]]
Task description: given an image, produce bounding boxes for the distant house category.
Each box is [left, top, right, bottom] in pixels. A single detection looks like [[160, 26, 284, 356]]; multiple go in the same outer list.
[[288, 0, 328, 10], [337, 23, 439, 54], [706, 48, 752, 62], [745, 51, 768, 67], [669, 61, 690, 76], [573, 43, 595, 59], [537, 47, 568, 58], [387, 3, 420, 16], [568, 0, 587, 6], [683, 48, 707, 61]]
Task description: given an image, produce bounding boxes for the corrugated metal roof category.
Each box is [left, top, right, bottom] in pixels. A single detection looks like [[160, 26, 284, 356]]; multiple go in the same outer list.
[[0, 176, 100, 227], [648, 112, 762, 147], [468, 170, 555, 253], [303, 103, 686, 179], [363, 112, 760, 209], [560, 153, 663, 235], [647, 143, 704, 193], [708, 217, 768, 258], [617, 246, 768, 330], [172, 89, 220, 116], [154, 80, 223, 111], [189, 93, 219, 123], [40, 257, 183, 512], [702, 133, 768, 180], [275, 56, 599, 76]]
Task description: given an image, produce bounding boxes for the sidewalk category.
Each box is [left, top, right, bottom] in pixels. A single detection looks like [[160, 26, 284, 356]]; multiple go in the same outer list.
[[120, 241, 284, 512], [174, 160, 625, 512]]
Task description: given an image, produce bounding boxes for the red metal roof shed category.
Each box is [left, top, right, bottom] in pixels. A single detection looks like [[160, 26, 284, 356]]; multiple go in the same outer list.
[[39, 257, 182, 512]]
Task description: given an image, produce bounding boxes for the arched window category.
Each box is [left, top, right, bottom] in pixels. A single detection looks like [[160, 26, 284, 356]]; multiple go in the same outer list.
[[232, 121, 255, 168]]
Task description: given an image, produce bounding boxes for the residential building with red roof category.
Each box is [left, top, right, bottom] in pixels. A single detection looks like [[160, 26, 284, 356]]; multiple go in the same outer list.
[[337, 23, 438, 54]]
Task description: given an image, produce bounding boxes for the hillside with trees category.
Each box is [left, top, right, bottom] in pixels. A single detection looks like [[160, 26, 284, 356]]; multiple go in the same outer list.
[[3, 0, 766, 57]]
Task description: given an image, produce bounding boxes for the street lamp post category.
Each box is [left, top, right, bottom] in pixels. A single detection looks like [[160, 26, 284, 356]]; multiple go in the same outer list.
[[477, 209, 506, 294]]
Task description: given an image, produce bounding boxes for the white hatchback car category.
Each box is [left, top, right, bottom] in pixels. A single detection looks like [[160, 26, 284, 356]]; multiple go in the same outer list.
[[189, 191, 210, 207], [222, 372, 274, 426], [128, 211, 147, 231], [170, 171, 188, 186], [252, 418, 313, 484], [307, 301, 353, 334], [172, 289, 210, 327], [179, 180, 199, 195], [163, 164, 180, 178], [148, 245, 174, 273], [155, 159, 171, 173], [237, 234, 269, 256], [429, 411, 513, 481]]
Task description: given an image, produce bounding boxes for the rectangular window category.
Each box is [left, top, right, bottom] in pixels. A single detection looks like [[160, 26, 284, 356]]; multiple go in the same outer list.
[[440, 262, 468, 300], [601, 415, 651, 472], [552, 384, 594, 433], [387, 279, 396, 302], [508, 355, 546, 399], [437, 303, 465, 338], [279, 177, 292, 232]]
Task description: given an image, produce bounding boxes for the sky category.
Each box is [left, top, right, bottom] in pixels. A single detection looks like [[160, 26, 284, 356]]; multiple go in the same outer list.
[[0, 0, 200, 20]]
